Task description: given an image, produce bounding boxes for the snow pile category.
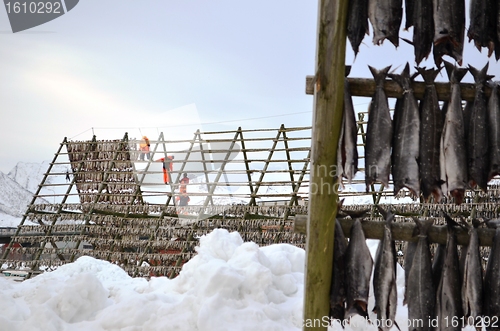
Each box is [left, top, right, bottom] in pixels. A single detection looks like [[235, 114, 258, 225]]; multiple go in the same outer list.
[[0, 229, 305, 331], [1, 228, 478, 331]]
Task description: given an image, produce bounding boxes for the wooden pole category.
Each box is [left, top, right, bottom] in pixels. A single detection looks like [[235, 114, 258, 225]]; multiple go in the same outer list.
[[304, 0, 348, 329]]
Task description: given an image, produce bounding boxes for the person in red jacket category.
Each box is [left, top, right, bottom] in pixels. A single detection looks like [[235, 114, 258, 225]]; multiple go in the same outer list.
[[157, 156, 174, 184]]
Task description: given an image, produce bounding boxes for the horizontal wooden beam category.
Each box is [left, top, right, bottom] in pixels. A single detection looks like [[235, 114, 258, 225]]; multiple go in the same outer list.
[[305, 75, 497, 101], [294, 214, 496, 246]]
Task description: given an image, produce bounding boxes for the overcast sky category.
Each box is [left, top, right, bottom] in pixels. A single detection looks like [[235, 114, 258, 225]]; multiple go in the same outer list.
[[0, 0, 498, 174]]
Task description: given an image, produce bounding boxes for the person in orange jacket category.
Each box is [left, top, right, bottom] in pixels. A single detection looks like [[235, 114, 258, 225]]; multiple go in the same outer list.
[[158, 156, 174, 184], [138, 136, 151, 161]]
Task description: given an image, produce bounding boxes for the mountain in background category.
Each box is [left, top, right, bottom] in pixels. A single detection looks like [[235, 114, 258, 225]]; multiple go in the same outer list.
[[0, 161, 52, 227]]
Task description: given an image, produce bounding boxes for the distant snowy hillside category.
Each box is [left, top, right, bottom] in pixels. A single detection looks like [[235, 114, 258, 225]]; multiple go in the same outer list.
[[7, 161, 52, 193], [0, 161, 55, 227], [0, 171, 34, 226]]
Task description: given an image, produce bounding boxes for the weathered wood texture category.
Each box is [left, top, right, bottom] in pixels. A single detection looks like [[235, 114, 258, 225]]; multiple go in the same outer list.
[[304, 0, 348, 329], [294, 214, 496, 246], [305, 75, 498, 101]]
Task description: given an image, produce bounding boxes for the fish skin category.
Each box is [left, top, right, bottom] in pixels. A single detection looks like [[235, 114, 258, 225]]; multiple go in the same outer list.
[[329, 219, 348, 322], [372, 207, 399, 331], [389, 63, 420, 197], [404, 0, 414, 30], [403, 240, 417, 306], [347, 0, 369, 56], [344, 217, 374, 320], [497, 2, 500, 61], [407, 218, 435, 331], [432, 243, 446, 290], [435, 213, 463, 331], [488, 83, 500, 180], [338, 72, 359, 185], [467, 0, 496, 55], [467, 63, 493, 192], [417, 67, 443, 202], [439, 61, 468, 204], [368, 0, 403, 47], [365, 66, 393, 191], [461, 219, 483, 324], [432, 0, 465, 66], [413, 0, 434, 64], [484, 220, 500, 330]]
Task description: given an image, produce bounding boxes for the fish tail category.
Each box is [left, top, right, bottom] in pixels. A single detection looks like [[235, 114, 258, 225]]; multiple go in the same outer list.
[[442, 211, 461, 229], [413, 217, 433, 236], [468, 63, 494, 84], [415, 66, 440, 84], [443, 60, 467, 84], [368, 65, 391, 86]]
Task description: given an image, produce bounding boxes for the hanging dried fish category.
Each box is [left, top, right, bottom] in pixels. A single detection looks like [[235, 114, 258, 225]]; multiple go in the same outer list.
[[435, 213, 463, 330], [347, 0, 369, 56], [440, 62, 468, 204], [337, 66, 359, 185], [467, 63, 494, 192], [389, 64, 420, 197], [412, 0, 434, 64], [404, 0, 414, 30], [329, 219, 348, 322], [407, 218, 435, 331], [488, 82, 500, 180], [467, 0, 496, 56], [344, 215, 373, 320], [365, 66, 393, 191], [372, 206, 399, 331], [368, 0, 403, 47], [484, 219, 500, 328], [496, 3, 500, 61], [432, 0, 465, 66], [417, 67, 443, 202], [461, 219, 483, 325]]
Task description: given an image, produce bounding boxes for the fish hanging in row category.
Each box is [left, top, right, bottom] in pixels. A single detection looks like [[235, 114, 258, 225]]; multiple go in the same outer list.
[[436, 213, 463, 331], [433, 0, 466, 66], [345, 0, 500, 66], [344, 211, 373, 321], [484, 220, 500, 330], [417, 66, 444, 201], [329, 219, 348, 322], [440, 62, 468, 204], [337, 66, 359, 185], [347, 0, 369, 56], [373, 207, 400, 331], [467, 0, 497, 58], [368, 0, 403, 47], [365, 66, 393, 191], [489, 82, 500, 179], [405, 218, 435, 331], [461, 218, 483, 326], [467, 63, 494, 192], [389, 63, 420, 197]]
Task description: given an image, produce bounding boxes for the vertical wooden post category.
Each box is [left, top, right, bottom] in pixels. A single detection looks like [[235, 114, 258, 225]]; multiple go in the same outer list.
[[304, 0, 348, 329]]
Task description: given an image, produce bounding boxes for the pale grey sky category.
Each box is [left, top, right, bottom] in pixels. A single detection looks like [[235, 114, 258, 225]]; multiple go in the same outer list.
[[0, 1, 498, 173]]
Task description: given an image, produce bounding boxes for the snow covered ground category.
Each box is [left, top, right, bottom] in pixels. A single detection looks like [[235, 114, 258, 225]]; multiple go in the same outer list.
[[0, 228, 434, 331]]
